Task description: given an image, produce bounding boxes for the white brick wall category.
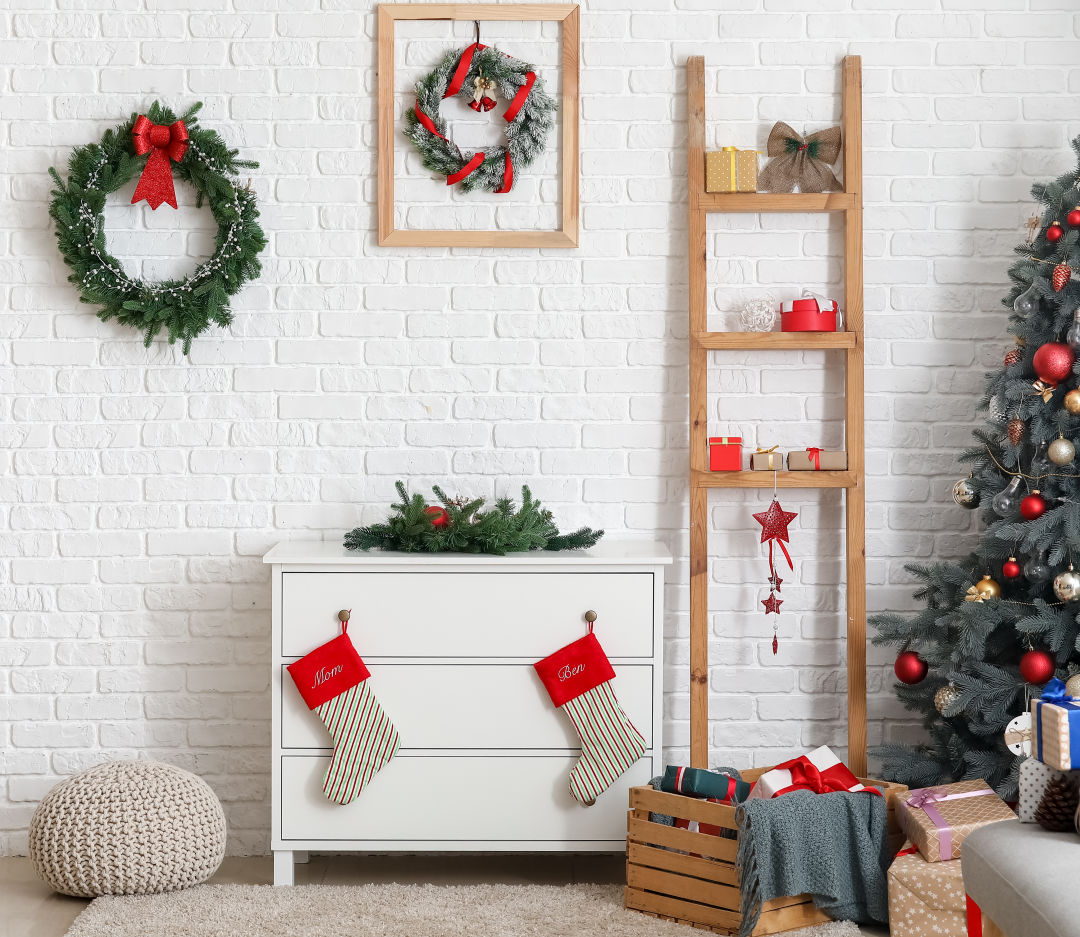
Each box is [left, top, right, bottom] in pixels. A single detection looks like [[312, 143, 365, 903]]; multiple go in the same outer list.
[[1, 0, 1078, 855]]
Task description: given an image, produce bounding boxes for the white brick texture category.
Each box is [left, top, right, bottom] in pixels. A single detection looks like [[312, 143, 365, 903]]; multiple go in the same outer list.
[[1, 0, 1078, 856]]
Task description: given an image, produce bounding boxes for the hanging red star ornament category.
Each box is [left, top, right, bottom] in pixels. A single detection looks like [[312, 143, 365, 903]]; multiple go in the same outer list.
[[753, 498, 798, 656]]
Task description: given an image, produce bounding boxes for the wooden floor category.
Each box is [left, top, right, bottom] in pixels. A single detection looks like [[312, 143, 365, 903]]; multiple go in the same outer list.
[[0, 855, 888, 937]]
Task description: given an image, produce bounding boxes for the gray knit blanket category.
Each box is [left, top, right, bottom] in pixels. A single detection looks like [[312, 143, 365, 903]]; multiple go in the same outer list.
[[734, 789, 891, 937]]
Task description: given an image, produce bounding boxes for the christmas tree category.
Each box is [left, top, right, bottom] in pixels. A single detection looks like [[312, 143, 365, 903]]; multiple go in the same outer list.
[[873, 137, 1080, 799]]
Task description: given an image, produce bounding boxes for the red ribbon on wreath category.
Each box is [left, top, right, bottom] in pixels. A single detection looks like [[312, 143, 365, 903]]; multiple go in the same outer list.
[[414, 42, 534, 194], [131, 115, 189, 210]]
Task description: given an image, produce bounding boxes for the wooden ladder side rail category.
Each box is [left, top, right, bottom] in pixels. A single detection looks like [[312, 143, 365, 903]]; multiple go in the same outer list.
[[842, 55, 867, 778], [685, 55, 867, 777], [687, 55, 710, 771]]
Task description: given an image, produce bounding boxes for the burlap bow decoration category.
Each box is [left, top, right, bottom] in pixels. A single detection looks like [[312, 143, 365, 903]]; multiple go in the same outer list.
[[758, 122, 842, 194]]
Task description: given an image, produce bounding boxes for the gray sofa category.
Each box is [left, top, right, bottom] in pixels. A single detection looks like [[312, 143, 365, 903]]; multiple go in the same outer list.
[[962, 822, 1079, 937]]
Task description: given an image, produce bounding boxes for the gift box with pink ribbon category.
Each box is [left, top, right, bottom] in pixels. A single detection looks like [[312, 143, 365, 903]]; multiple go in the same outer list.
[[1030, 677, 1080, 771], [745, 745, 881, 800], [895, 779, 1017, 863]]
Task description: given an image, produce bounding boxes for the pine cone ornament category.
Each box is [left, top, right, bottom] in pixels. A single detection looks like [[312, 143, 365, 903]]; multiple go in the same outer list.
[[1004, 347, 1022, 368], [1035, 774, 1080, 832], [1053, 262, 1072, 292], [1008, 418, 1025, 445]]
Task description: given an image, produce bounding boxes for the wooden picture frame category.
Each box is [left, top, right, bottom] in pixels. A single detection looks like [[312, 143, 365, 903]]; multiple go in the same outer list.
[[377, 3, 579, 248]]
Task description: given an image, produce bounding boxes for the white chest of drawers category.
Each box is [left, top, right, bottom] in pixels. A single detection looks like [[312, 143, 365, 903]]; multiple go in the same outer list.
[[264, 540, 671, 885]]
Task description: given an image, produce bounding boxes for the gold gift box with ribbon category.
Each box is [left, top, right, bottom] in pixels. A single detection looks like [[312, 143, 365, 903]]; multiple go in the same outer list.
[[705, 147, 758, 193], [750, 446, 782, 471]]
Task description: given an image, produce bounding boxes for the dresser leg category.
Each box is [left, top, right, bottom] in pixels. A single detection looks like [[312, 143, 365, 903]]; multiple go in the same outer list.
[[273, 851, 295, 886]]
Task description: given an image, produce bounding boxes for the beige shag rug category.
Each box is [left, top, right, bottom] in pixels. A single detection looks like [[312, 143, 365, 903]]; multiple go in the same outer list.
[[65, 882, 863, 937]]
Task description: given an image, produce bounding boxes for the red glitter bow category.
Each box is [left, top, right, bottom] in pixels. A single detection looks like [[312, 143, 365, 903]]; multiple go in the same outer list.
[[131, 115, 189, 210]]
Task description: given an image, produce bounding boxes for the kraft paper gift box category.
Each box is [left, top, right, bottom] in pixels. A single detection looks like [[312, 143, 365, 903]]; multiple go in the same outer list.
[[750, 447, 782, 471], [1031, 677, 1080, 770], [745, 745, 876, 800], [705, 148, 758, 193], [895, 779, 1017, 863], [1017, 756, 1080, 822], [887, 842, 966, 937], [787, 448, 848, 471]]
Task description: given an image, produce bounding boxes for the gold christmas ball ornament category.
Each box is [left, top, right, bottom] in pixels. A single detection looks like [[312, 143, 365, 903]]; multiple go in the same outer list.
[[1065, 390, 1080, 415], [1007, 418, 1025, 446], [1066, 674, 1080, 698], [935, 683, 961, 715], [1049, 436, 1076, 466], [975, 574, 1002, 600], [1054, 565, 1080, 603]]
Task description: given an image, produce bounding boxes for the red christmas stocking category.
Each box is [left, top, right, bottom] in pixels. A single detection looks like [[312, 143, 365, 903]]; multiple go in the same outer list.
[[287, 620, 400, 805], [535, 630, 647, 806]]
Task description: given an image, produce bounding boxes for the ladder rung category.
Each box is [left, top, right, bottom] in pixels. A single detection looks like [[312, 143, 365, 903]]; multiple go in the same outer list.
[[694, 332, 856, 351], [696, 192, 856, 213], [692, 470, 857, 489]]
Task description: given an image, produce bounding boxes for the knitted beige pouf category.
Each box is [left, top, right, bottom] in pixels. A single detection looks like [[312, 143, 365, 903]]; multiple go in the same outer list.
[[29, 760, 226, 897]]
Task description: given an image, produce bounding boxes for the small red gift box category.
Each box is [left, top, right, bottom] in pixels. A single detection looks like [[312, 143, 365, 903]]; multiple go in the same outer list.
[[780, 296, 839, 332], [708, 436, 742, 471]]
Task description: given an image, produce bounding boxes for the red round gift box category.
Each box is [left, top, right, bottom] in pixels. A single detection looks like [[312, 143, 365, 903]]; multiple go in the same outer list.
[[780, 297, 839, 333]]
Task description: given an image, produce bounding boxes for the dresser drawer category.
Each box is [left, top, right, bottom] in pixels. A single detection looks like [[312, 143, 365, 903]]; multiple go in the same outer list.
[[278, 753, 655, 845], [279, 571, 654, 658], [280, 663, 654, 751]]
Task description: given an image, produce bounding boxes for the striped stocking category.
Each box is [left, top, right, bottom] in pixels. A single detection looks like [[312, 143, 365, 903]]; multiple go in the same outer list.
[[535, 630, 646, 806], [286, 619, 400, 806]]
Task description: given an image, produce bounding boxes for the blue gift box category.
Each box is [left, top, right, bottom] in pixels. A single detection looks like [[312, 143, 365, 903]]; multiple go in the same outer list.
[[1031, 678, 1080, 770]]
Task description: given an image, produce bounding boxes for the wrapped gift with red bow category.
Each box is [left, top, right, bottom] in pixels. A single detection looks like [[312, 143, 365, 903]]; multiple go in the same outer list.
[[746, 745, 880, 801], [787, 447, 847, 471]]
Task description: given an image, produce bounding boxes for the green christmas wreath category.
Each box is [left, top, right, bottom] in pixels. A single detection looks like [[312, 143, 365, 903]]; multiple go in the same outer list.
[[403, 42, 556, 194], [48, 102, 267, 354], [344, 481, 604, 555]]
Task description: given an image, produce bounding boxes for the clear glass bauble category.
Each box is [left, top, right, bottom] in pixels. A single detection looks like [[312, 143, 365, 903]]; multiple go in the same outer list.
[[1013, 282, 1040, 317], [991, 476, 1023, 517], [1031, 440, 1051, 476], [1025, 549, 1052, 583], [1067, 308, 1080, 353]]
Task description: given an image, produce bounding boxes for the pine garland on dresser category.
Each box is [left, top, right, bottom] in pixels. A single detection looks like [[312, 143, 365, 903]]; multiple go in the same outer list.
[[343, 481, 603, 555]]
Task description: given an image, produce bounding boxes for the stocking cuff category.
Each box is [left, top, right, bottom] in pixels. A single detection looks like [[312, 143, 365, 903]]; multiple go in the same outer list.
[[534, 632, 615, 707], [287, 632, 370, 710]]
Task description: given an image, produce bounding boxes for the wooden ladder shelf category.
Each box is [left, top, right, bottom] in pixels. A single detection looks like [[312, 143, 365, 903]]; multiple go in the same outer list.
[[687, 55, 867, 776]]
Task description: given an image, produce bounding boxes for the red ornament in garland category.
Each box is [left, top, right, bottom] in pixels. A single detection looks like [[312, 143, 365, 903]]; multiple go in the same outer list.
[[1020, 490, 1048, 520], [1002, 557, 1022, 580], [1033, 342, 1075, 385], [424, 505, 450, 528], [753, 498, 798, 656], [894, 650, 928, 685], [1047, 222, 1065, 243], [1020, 648, 1055, 685], [1053, 263, 1072, 292], [1068, 208, 1080, 229]]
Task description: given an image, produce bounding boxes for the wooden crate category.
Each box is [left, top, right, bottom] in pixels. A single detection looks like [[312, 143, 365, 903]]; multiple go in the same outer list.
[[624, 768, 909, 936]]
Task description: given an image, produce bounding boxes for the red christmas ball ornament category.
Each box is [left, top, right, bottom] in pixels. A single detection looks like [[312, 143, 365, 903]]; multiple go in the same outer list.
[[1020, 490, 1048, 520], [1020, 648, 1056, 685], [1068, 208, 1080, 229], [894, 650, 928, 685], [1002, 557, 1023, 580], [1033, 342, 1075, 385], [1047, 222, 1065, 243], [424, 505, 449, 528]]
